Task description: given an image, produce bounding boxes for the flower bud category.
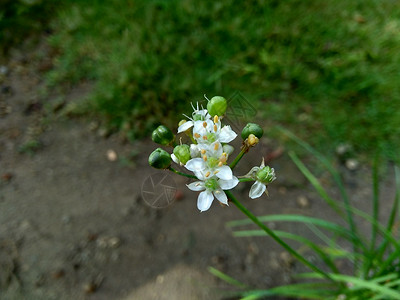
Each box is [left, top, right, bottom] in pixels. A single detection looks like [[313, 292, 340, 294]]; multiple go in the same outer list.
[[207, 96, 227, 117], [222, 144, 234, 156], [241, 123, 264, 140], [152, 125, 174, 145], [149, 148, 172, 169], [256, 166, 276, 184], [173, 144, 191, 165]]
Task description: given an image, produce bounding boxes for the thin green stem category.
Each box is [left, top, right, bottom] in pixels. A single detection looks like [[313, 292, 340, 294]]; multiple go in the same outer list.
[[239, 177, 254, 182], [225, 190, 334, 282], [167, 166, 197, 179], [229, 147, 247, 170]]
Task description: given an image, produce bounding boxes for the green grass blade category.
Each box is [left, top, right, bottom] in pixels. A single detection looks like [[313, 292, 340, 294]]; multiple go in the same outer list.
[[233, 229, 340, 274], [241, 282, 339, 300], [278, 127, 359, 252], [288, 150, 344, 216], [305, 273, 400, 299], [207, 266, 247, 289], [228, 214, 355, 241]]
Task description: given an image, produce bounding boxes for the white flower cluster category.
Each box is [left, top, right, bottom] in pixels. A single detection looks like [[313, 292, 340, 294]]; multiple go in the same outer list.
[[174, 102, 276, 212]]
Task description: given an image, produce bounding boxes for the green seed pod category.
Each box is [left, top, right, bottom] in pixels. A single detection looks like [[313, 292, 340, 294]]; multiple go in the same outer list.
[[207, 96, 227, 117], [152, 125, 174, 145], [173, 144, 191, 165], [149, 148, 172, 169], [256, 166, 276, 184], [241, 123, 264, 140]]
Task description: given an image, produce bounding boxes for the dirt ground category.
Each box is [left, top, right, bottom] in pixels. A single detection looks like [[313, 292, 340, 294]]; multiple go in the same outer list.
[[0, 44, 397, 300]]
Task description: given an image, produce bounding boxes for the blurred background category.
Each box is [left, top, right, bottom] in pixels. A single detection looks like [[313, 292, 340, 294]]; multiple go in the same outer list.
[[1, 1, 400, 299], [1, 0, 399, 161]]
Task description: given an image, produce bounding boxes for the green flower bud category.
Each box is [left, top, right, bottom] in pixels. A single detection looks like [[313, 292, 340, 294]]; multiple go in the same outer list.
[[149, 148, 172, 169], [173, 144, 191, 165], [152, 125, 174, 145], [207, 96, 227, 117], [256, 166, 276, 184], [241, 123, 264, 140]]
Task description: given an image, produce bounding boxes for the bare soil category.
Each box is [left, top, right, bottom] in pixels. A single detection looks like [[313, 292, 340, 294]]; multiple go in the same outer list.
[[0, 44, 397, 300]]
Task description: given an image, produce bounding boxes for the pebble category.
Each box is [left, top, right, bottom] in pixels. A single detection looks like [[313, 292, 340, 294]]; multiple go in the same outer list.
[[345, 158, 359, 171], [279, 251, 295, 268], [296, 195, 310, 208], [106, 149, 118, 161]]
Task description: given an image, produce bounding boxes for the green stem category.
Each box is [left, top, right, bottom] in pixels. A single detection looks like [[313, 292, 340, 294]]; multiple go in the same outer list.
[[239, 177, 254, 182], [225, 190, 334, 282], [168, 166, 197, 179], [229, 147, 247, 170]]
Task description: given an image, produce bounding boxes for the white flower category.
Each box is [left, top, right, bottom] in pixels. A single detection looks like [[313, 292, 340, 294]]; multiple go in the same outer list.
[[187, 176, 239, 212], [244, 158, 276, 199], [192, 115, 237, 145], [185, 141, 232, 180], [178, 102, 210, 133]]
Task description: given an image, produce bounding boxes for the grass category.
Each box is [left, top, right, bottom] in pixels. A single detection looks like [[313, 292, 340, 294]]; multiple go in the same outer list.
[[3, 0, 400, 162]]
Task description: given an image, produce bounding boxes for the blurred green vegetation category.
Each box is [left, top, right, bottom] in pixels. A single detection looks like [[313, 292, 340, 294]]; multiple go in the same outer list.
[[0, 0, 56, 54], [3, 0, 400, 162]]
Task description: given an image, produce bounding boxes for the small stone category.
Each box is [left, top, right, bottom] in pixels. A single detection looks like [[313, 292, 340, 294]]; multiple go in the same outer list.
[[279, 251, 295, 268], [296, 195, 310, 208], [106, 149, 118, 161], [83, 282, 97, 294], [108, 237, 121, 248], [336, 143, 352, 156], [345, 158, 359, 171]]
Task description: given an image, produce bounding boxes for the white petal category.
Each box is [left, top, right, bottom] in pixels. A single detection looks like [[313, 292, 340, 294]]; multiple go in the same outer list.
[[178, 121, 193, 133], [186, 181, 206, 191], [209, 141, 223, 157], [219, 126, 237, 143], [197, 190, 214, 212], [215, 165, 233, 180], [218, 176, 239, 190], [171, 153, 179, 164], [185, 158, 206, 172], [213, 189, 228, 205], [249, 181, 266, 199], [190, 144, 201, 158]]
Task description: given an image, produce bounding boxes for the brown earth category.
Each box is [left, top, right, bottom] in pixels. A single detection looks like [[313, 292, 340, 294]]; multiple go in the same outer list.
[[0, 44, 397, 300]]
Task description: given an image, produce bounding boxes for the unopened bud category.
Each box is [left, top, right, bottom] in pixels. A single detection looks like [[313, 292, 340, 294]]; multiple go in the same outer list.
[[207, 96, 227, 117], [241, 123, 264, 140], [222, 144, 234, 156], [149, 148, 172, 169], [152, 125, 174, 145], [173, 144, 191, 165], [256, 166, 276, 184]]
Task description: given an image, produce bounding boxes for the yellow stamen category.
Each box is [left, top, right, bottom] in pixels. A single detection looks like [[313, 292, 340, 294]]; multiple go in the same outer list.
[[213, 124, 217, 132], [214, 115, 219, 124], [203, 155, 207, 162], [203, 121, 207, 128], [205, 171, 210, 177], [203, 135, 208, 140], [248, 134, 259, 146], [214, 143, 219, 150], [218, 161, 223, 167], [201, 149, 206, 154], [194, 133, 200, 139], [220, 152, 227, 164], [214, 170, 219, 174]]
